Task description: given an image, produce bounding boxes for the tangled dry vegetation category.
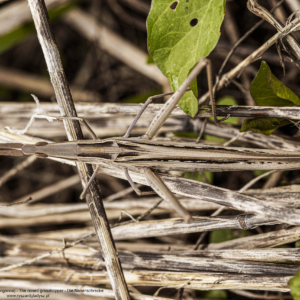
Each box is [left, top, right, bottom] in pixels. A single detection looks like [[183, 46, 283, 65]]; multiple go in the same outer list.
[[1, 0, 300, 299]]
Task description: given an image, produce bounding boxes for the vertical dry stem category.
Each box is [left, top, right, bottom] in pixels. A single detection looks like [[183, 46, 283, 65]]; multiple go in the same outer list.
[[27, 1, 130, 299]]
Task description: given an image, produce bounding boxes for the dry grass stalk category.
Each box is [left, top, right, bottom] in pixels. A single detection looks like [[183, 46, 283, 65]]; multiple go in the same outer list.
[[27, 1, 130, 298], [198, 15, 300, 103], [0, 267, 292, 291], [1, 242, 300, 276], [0, 67, 101, 101]]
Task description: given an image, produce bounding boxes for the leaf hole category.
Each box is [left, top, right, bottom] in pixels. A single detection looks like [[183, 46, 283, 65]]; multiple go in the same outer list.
[[170, 1, 179, 11], [190, 18, 198, 27]]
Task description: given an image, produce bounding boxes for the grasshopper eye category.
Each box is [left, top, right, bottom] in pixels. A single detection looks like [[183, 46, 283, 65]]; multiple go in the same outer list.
[[35, 141, 48, 146], [35, 153, 48, 158]]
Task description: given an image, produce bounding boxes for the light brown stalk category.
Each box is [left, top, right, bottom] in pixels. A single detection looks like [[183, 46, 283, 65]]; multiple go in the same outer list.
[[3, 240, 300, 263], [27, 1, 130, 299], [208, 226, 300, 249], [4, 102, 300, 123], [0, 67, 101, 102], [110, 214, 280, 240], [2, 104, 300, 151], [1, 243, 299, 276], [0, 267, 292, 291]]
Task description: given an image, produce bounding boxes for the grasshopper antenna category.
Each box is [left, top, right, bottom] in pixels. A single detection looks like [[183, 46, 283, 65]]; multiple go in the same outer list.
[[56, 116, 98, 140]]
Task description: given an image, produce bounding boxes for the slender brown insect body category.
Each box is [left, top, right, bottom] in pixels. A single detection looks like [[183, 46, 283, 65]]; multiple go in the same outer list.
[[4, 138, 300, 172]]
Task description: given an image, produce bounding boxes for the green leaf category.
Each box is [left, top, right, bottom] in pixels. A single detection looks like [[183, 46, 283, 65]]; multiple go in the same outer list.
[[184, 171, 213, 184], [173, 131, 198, 138], [189, 78, 198, 98], [121, 88, 162, 103], [273, 244, 290, 248], [203, 135, 227, 143], [289, 270, 300, 300], [253, 170, 269, 178], [296, 241, 300, 248], [241, 61, 300, 135], [209, 229, 235, 243], [146, 55, 155, 64], [202, 290, 228, 299], [147, 0, 226, 117], [240, 118, 290, 135], [251, 61, 300, 106]]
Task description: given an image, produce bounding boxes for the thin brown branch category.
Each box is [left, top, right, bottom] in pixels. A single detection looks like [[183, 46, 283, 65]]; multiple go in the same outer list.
[[2, 243, 299, 276], [0, 67, 101, 102], [0, 266, 292, 291], [247, 0, 300, 59], [9, 175, 80, 205], [199, 15, 300, 104], [208, 226, 300, 249], [27, 1, 130, 299], [0, 197, 32, 207], [4, 101, 300, 124], [216, 0, 285, 80]]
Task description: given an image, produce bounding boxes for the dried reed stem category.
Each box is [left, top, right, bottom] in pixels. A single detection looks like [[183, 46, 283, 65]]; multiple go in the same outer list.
[[27, 1, 130, 299]]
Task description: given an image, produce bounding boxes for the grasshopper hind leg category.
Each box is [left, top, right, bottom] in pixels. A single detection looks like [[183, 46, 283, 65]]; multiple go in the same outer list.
[[124, 168, 156, 196], [125, 168, 193, 224], [144, 168, 193, 224], [57, 116, 98, 140]]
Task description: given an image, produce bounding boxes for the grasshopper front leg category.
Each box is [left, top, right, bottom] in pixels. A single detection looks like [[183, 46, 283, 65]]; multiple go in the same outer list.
[[144, 58, 222, 140]]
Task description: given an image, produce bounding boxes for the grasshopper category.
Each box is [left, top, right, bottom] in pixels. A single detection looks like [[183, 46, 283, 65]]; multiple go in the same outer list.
[[0, 117, 300, 222], [2, 59, 297, 224], [0, 59, 214, 224], [2, 121, 300, 224]]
